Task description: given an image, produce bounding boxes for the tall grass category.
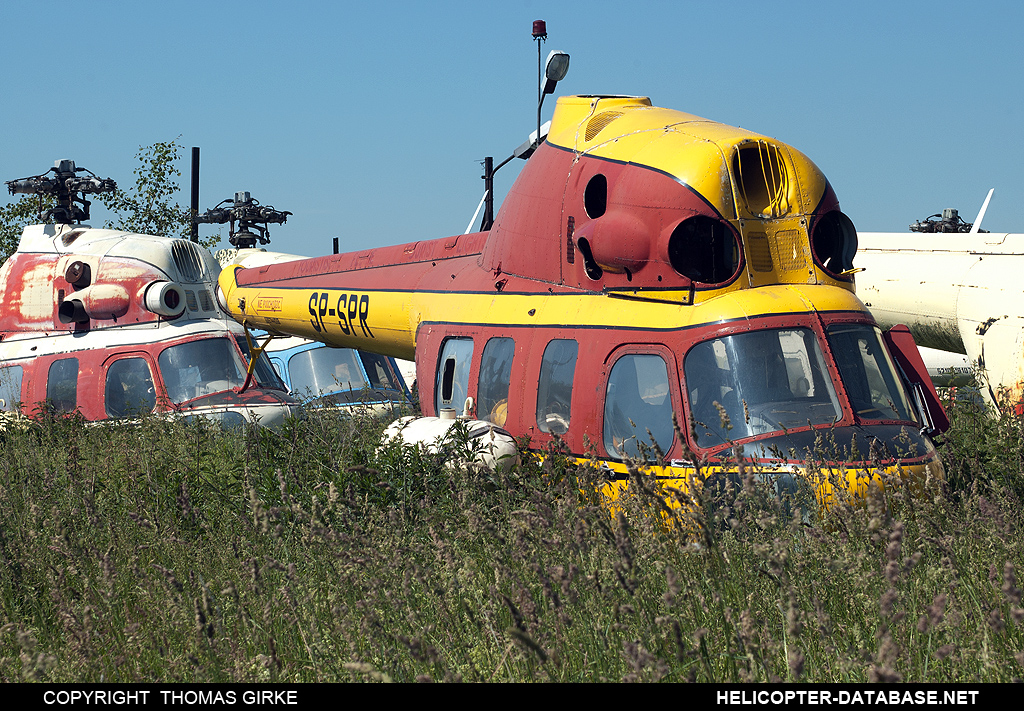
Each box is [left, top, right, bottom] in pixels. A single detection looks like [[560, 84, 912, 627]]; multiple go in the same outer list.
[[0, 398, 1021, 682]]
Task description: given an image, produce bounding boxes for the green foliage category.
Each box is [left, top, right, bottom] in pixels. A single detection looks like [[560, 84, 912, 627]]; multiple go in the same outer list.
[[0, 408, 1022, 683], [0, 194, 52, 265], [934, 396, 1024, 501], [99, 140, 193, 241]]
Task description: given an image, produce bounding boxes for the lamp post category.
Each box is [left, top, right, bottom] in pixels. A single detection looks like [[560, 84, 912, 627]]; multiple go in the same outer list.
[[477, 22, 570, 232], [533, 20, 547, 151]]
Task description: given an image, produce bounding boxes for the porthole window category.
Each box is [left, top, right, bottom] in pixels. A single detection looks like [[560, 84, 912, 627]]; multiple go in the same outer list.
[[440, 358, 457, 402], [667, 216, 740, 284]]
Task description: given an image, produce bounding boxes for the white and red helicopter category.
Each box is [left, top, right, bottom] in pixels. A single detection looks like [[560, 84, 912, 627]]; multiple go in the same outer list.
[[0, 160, 302, 427]]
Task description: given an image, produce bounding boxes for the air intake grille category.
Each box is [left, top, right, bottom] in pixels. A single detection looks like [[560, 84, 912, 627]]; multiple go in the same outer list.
[[747, 232, 774, 272], [171, 240, 206, 283], [585, 111, 624, 141], [775, 230, 805, 270]]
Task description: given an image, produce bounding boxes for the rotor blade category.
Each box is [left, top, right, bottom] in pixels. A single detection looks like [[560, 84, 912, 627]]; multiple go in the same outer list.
[[970, 188, 994, 233], [465, 190, 489, 234]]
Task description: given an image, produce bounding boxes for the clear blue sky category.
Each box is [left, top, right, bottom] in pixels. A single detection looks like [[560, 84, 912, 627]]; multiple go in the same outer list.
[[1, 1, 1021, 257]]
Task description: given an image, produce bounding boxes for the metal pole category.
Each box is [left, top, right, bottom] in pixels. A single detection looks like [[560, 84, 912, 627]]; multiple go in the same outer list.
[[190, 147, 200, 242], [482, 156, 494, 231], [537, 35, 543, 149], [533, 20, 547, 151]]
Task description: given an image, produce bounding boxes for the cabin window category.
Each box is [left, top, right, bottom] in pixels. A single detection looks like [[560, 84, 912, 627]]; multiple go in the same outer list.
[[536, 339, 578, 434], [234, 336, 287, 391], [435, 338, 474, 414], [826, 324, 913, 422], [105, 358, 156, 418], [47, 358, 79, 414], [0, 365, 23, 412], [359, 352, 403, 394], [158, 338, 247, 404], [604, 354, 674, 459], [684, 328, 841, 446], [478, 337, 514, 426], [270, 358, 285, 381], [667, 216, 739, 284]]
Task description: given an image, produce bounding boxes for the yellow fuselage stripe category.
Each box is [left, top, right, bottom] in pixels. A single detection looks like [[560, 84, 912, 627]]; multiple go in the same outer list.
[[220, 271, 869, 361]]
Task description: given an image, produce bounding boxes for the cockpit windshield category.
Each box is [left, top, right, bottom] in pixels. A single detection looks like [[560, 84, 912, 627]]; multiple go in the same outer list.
[[286, 347, 404, 405], [826, 323, 913, 422], [288, 347, 369, 398], [685, 327, 842, 446], [158, 338, 247, 404]]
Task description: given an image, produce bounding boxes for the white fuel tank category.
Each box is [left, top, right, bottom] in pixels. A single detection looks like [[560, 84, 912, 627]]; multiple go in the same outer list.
[[380, 409, 519, 473]]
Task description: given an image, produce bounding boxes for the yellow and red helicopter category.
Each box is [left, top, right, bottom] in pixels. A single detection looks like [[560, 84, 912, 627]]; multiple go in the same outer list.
[[217, 86, 949, 502]]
